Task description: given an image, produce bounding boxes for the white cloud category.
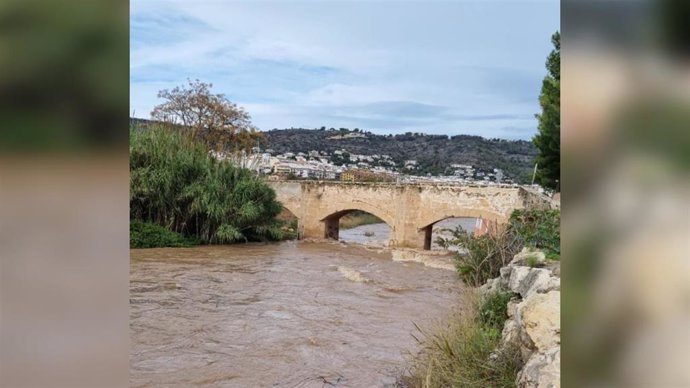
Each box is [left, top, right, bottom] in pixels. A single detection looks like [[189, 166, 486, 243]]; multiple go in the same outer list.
[[131, 0, 560, 139]]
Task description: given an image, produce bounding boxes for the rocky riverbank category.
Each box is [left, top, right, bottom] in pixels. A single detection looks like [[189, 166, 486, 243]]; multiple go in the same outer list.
[[481, 248, 561, 387]]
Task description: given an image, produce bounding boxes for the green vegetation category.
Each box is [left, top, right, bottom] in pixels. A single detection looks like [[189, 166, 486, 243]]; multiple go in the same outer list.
[[533, 31, 560, 190], [130, 125, 289, 247], [130, 220, 199, 248], [509, 209, 560, 259], [478, 292, 516, 330], [280, 218, 299, 240], [526, 254, 542, 268], [405, 293, 521, 388], [437, 209, 560, 286], [339, 211, 384, 229], [437, 224, 522, 287]]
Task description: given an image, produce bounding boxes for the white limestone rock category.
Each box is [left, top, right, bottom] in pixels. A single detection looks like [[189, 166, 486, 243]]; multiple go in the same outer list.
[[479, 277, 504, 295], [517, 346, 561, 388], [507, 299, 520, 319], [518, 290, 561, 354], [508, 267, 557, 298], [501, 317, 521, 349], [487, 252, 561, 388]]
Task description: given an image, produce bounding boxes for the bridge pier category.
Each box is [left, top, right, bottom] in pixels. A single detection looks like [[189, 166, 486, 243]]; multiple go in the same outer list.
[[422, 226, 432, 250], [323, 217, 339, 240]]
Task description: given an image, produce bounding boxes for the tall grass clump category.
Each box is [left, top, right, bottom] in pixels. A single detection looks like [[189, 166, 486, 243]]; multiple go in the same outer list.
[[437, 209, 560, 286], [405, 292, 521, 388], [130, 125, 286, 246]]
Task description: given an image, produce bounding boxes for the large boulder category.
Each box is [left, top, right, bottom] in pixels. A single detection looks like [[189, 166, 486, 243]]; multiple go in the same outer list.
[[503, 266, 560, 298], [517, 347, 561, 388], [518, 290, 561, 354]]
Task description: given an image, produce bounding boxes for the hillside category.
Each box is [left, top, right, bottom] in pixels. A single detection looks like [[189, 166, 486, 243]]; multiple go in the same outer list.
[[129, 119, 539, 184], [264, 128, 537, 183]]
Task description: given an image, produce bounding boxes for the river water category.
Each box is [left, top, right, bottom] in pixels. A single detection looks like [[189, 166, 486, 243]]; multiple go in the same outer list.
[[130, 242, 462, 387], [339, 217, 477, 249]]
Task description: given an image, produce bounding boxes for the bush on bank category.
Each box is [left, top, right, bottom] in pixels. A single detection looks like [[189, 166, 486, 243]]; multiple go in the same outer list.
[[437, 209, 561, 286], [509, 209, 560, 259], [130, 220, 199, 248], [437, 225, 522, 287], [130, 125, 287, 247]]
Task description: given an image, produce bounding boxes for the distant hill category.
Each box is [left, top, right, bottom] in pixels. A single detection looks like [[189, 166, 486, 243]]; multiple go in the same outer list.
[[129, 119, 538, 184], [264, 128, 537, 183]]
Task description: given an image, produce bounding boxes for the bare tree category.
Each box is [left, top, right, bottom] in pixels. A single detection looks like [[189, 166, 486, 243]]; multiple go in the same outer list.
[[151, 79, 264, 153]]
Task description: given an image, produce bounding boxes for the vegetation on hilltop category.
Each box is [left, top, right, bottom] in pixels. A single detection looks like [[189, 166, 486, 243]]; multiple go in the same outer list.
[[264, 129, 538, 183]]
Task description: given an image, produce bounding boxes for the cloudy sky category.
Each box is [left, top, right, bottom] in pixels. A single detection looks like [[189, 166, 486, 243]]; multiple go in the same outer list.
[[131, 1, 559, 139]]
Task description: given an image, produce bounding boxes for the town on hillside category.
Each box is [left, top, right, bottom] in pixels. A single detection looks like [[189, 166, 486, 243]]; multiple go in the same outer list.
[[214, 146, 519, 186]]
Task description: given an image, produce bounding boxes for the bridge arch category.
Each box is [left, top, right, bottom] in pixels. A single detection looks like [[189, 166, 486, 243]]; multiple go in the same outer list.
[[416, 208, 509, 250], [318, 204, 395, 241], [279, 202, 301, 222]]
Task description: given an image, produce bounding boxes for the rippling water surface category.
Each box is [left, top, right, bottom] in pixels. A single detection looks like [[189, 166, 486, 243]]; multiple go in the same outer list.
[[131, 242, 462, 387]]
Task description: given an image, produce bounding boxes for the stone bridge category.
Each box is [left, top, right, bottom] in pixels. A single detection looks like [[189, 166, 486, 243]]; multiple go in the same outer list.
[[269, 181, 552, 250]]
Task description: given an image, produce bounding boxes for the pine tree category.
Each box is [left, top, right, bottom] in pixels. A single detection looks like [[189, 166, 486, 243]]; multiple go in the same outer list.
[[533, 31, 560, 190]]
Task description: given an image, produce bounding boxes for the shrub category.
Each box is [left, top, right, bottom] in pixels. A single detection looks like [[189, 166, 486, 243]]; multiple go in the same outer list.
[[130, 220, 199, 248], [478, 292, 515, 330], [509, 209, 560, 258], [437, 224, 522, 287], [437, 209, 560, 285]]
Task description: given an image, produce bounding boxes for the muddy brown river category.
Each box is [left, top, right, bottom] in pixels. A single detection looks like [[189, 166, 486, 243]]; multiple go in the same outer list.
[[130, 242, 462, 387]]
